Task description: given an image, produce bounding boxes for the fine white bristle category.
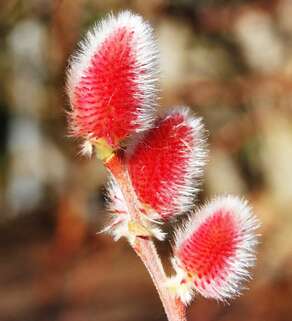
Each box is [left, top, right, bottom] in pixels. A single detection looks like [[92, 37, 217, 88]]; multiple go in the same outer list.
[[80, 140, 93, 157], [167, 107, 208, 216], [104, 175, 165, 243]]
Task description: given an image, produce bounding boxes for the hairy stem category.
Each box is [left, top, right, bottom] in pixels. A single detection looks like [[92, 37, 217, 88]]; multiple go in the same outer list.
[[105, 153, 187, 321]]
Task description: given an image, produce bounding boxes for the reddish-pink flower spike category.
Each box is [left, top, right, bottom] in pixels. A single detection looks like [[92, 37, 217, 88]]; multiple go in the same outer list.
[[170, 196, 259, 304], [127, 107, 207, 220], [66, 11, 159, 150]]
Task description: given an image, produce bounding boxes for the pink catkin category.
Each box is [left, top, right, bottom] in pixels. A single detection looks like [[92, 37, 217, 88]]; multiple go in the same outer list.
[[173, 196, 259, 303], [66, 11, 159, 148], [128, 108, 206, 220]]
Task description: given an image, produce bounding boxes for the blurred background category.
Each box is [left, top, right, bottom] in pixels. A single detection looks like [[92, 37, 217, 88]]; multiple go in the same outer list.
[[0, 0, 292, 320]]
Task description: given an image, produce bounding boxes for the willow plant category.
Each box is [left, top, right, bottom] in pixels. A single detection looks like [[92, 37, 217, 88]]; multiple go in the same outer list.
[[65, 11, 259, 321]]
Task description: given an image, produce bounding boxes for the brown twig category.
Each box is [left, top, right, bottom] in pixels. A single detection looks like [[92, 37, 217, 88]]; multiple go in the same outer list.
[[106, 153, 187, 321]]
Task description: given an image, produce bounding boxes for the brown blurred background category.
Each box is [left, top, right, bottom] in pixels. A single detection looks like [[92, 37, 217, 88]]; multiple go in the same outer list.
[[0, 1, 292, 321]]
